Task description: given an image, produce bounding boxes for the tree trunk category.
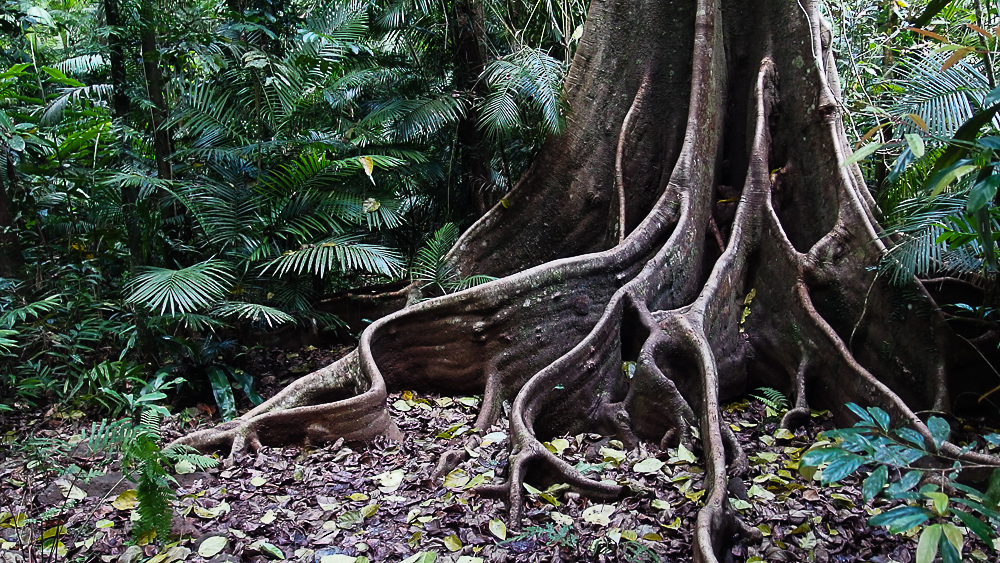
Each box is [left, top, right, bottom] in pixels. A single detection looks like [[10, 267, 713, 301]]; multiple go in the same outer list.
[[451, 0, 494, 217], [0, 148, 25, 279], [174, 1, 1000, 560], [140, 5, 171, 181], [105, 0, 130, 121]]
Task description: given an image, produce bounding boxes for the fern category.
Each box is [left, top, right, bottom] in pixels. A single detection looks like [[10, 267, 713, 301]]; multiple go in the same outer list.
[[82, 408, 217, 543], [410, 223, 497, 296], [750, 387, 790, 418]]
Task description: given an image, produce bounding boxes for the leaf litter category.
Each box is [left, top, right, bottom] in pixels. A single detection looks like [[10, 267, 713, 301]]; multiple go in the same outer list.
[[1, 347, 998, 563]]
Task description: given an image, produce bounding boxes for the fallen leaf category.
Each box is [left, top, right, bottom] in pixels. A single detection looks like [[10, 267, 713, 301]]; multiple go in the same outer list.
[[174, 460, 196, 475], [444, 468, 470, 488], [198, 536, 228, 558], [55, 479, 86, 500], [551, 512, 573, 526], [400, 552, 438, 563], [633, 458, 665, 474], [489, 519, 507, 540], [250, 476, 267, 487], [112, 490, 139, 510], [600, 447, 626, 465], [676, 444, 697, 463], [320, 556, 358, 563], [582, 504, 616, 526], [444, 534, 463, 551]]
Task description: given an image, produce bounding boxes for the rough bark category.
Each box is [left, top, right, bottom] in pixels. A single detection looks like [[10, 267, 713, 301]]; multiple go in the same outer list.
[[173, 1, 1000, 560]]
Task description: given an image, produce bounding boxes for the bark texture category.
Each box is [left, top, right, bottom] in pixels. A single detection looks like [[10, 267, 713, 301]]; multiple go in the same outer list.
[[174, 1, 1000, 560]]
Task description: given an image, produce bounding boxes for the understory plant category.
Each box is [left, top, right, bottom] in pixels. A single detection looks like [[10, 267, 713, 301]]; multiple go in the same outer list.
[[801, 403, 1000, 563], [82, 406, 217, 543]]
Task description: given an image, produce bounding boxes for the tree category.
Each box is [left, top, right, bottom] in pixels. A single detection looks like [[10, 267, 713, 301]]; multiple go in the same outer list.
[[174, 0, 1000, 560]]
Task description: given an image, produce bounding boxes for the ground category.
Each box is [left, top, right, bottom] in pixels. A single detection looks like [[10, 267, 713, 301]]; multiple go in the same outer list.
[[2, 346, 998, 563]]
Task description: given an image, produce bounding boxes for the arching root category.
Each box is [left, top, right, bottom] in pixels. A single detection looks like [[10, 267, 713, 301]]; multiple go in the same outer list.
[[170, 1, 1000, 561]]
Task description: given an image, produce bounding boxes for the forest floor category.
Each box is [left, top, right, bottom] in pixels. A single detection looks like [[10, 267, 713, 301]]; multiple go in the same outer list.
[[1, 345, 996, 563]]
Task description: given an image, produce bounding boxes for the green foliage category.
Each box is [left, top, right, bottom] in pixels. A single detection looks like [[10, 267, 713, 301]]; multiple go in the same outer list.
[[749, 387, 790, 419], [410, 223, 496, 296], [801, 403, 1000, 563], [82, 408, 218, 542]]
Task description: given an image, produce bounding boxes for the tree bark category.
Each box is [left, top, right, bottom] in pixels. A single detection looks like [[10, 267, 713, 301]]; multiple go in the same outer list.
[[140, 5, 171, 181], [0, 147, 25, 279], [173, 1, 1000, 560]]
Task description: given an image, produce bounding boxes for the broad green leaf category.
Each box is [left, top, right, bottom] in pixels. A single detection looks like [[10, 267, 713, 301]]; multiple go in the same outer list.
[[916, 524, 942, 563], [846, 403, 874, 424], [953, 510, 992, 547], [207, 366, 237, 421], [939, 530, 962, 563], [905, 133, 925, 158], [930, 164, 977, 197], [924, 491, 949, 515], [870, 505, 932, 533], [820, 454, 865, 483], [927, 417, 950, 450], [863, 465, 888, 503], [842, 142, 882, 167], [940, 522, 963, 552], [867, 407, 890, 431], [967, 174, 1000, 213]]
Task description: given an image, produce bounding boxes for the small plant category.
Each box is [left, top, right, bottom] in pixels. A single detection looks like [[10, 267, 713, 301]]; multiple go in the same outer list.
[[499, 523, 579, 552], [589, 533, 661, 562], [411, 223, 497, 297], [82, 407, 217, 542], [749, 387, 790, 419], [800, 403, 1000, 563]]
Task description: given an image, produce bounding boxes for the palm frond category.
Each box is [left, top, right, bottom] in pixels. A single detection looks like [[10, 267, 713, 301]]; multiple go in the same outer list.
[[41, 84, 114, 125], [479, 48, 567, 141], [127, 260, 235, 315], [411, 223, 460, 290], [210, 302, 295, 328], [263, 235, 404, 278], [55, 54, 108, 76]]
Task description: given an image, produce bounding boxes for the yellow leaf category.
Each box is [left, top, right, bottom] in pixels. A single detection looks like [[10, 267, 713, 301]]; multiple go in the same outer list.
[[444, 534, 463, 552], [112, 490, 139, 510], [443, 468, 470, 489], [359, 156, 375, 184], [348, 493, 369, 502], [41, 525, 67, 539], [622, 530, 638, 541], [489, 519, 507, 540], [361, 504, 379, 518], [500, 198, 511, 208]]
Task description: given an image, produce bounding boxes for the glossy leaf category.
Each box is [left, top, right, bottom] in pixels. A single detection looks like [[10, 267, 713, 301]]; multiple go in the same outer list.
[[863, 465, 888, 503]]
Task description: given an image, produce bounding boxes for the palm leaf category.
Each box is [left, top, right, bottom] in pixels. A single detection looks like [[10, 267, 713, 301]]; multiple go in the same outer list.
[[263, 235, 404, 278], [127, 260, 235, 315]]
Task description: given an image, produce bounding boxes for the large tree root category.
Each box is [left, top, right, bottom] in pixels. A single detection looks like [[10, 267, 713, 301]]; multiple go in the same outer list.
[[173, 0, 1000, 561]]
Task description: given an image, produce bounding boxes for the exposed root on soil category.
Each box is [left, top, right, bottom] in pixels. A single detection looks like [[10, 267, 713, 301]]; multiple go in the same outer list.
[[172, 0, 1000, 561]]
